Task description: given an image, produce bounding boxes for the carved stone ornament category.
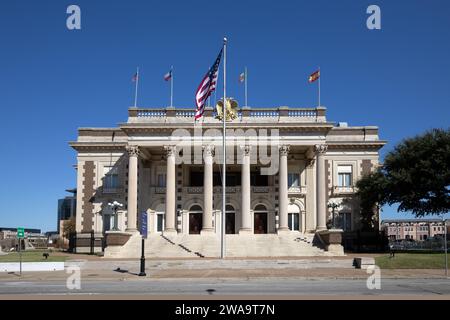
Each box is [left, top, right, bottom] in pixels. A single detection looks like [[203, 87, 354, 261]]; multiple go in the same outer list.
[[164, 145, 177, 157], [279, 145, 290, 156], [314, 144, 328, 155], [240, 145, 252, 155], [126, 146, 140, 157], [203, 145, 215, 157]]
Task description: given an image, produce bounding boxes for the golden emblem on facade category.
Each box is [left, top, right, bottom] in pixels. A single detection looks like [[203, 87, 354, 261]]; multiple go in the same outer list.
[[215, 98, 238, 121]]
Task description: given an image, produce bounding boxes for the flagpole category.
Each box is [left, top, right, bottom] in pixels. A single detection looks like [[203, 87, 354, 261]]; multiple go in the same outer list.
[[245, 67, 248, 106], [221, 37, 227, 259], [318, 66, 321, 107], [134, 67, 139, 108], [170, 66, 174, 107]]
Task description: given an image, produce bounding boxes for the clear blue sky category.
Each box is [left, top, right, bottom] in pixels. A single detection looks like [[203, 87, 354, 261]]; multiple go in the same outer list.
[[0, 1, 449, 232]]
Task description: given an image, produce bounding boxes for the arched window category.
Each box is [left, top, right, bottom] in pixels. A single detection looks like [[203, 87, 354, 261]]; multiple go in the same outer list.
[[254, 204, 268, 234], [254, 204, 267, 212], [189, 205, 203, 234]]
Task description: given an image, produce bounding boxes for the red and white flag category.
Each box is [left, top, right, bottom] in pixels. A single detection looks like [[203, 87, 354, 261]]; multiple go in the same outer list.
[[164, 69, 172, 81], [195, 48, 223, 120]]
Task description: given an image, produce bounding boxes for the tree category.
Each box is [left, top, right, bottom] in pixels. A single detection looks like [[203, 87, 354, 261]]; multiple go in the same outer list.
[[62, 218, 76, 238], [356, 128, 450, 219]]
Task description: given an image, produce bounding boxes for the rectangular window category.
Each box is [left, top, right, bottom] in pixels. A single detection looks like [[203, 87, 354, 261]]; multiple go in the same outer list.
[[103, 167, 119, 189], [337, 165, 352, 187], [288, 173, 300, 187], [157, 174, 167, 187]]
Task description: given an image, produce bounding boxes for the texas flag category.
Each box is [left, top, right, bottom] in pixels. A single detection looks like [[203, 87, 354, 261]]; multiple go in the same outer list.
[[164, 69, 172, 81], [308, 70, 320, 83]]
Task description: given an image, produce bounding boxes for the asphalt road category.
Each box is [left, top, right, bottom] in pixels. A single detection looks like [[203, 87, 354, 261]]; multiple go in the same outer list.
[[1, 278, 449, 296]]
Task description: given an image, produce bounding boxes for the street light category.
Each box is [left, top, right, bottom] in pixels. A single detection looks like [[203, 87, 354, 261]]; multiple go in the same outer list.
[[443, 215, 448, 278], [107, 201, 123, 231], [327, 200, 340, 229]]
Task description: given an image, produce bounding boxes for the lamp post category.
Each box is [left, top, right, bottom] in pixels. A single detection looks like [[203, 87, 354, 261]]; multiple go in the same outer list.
[[443, 216, 448, 278], [107, 201, 123, 231], [327, 200, 340, 229]]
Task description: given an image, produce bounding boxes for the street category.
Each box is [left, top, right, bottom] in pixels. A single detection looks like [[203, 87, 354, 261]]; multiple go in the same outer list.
[[1, 278, 449, 297]]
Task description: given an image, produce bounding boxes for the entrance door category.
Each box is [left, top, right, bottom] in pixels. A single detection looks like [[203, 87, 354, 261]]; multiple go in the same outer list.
[[288, 213, 299, 231], [254, 204, 268, 234], [189, 205, 203, 234], [226, 214, 235, 234], [254, 213, 267, 234]]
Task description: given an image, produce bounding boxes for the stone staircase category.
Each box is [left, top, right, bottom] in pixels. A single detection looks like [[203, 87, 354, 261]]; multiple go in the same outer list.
[[105, 232, 336, 258]]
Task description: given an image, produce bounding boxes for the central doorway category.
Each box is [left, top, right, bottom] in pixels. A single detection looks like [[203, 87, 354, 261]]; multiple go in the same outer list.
[[189, 205, 203, 234], [254, 204, 268, 234]]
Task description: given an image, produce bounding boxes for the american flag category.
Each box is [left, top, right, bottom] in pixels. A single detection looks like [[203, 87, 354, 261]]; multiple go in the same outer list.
[[195, 48, 223, 120]]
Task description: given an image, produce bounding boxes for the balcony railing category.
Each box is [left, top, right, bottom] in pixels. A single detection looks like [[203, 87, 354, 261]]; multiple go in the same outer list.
[[288, 186, 307, 195], [185, 187, 203, 194], [129, 106, 326, 122], [154, 187, 166, 194], [102, 187, 123, 194], [252, 186, 270, 193], [333, 186, 355, 194]]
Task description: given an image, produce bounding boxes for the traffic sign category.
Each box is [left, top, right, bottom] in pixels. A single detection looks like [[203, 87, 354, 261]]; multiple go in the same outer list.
[[17, 227, 25, 239]]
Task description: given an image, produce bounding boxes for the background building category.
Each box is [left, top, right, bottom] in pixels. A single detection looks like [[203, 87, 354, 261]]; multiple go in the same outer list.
[[381, 219, 447, 241]]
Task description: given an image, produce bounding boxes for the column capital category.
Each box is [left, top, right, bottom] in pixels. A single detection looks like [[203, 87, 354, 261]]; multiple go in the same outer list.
[[240, 144, 252, 155], [314, 144, 328, 155], [279, 145, 290, 156], [202, 144, 215, 157], [126, 145, 140, 157], [164, 145, 177, 157]]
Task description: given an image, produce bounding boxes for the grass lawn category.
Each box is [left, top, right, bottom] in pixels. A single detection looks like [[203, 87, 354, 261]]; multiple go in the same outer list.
[[375, 253, 448, 269], [0, 250, 68, 263]]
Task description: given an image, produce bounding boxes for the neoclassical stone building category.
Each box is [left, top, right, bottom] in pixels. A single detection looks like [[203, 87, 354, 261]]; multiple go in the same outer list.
[[69, 105, 385, 257]]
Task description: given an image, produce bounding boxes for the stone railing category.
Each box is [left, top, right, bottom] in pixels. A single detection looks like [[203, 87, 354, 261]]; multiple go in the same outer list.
[[252, 186, 270, 193], [333, 186, 355, 195], [154, 187, 166, 194], [129, 106, 326, 122], [184, 187, 203, 194], [288, 186, 307, 195], [102, 187, 123, 194], [213, 186, 240, 193]]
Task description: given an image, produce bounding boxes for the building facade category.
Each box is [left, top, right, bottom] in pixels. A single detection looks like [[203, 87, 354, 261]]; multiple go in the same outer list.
[[57, 188, 77, 234], [69, 105, 385, 256], [381, 219, 448, 241]]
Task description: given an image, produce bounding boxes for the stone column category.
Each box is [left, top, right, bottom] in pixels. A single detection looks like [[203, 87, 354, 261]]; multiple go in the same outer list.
[[239, 145, 252, 234], [278, 145, 290, 233], [126, 146, 139, 232], [164, 146, 177, 234], [305, 158, 317, 232], [315, 144, 328, 230], [202, 145, 215, 234]]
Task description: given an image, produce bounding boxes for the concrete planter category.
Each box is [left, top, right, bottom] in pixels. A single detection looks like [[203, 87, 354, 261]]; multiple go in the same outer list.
[[316, 229, 345, 255]]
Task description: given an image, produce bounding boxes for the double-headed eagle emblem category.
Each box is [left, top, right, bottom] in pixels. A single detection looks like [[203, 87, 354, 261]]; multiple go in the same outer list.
[[215, 98, 239, 121]]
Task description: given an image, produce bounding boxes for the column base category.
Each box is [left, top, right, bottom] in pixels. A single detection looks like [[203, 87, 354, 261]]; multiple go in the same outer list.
[[125, 228, 139, 234], [163, 229, 178, 236], [238, 228, 252, 235], [316, 226, 327, 231], [200, 228, 215, 235], [277, 227, 290, 235]]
